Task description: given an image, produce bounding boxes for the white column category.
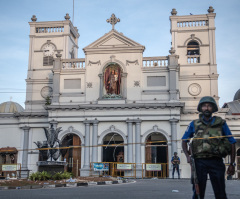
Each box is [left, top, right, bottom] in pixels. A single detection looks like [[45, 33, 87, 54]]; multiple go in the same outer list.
[[135, 119, 142, 178], [92, 120, 99, 163], [126, 119, 133, 163], [135, 120, 141, 164], [81, 121, 90, 176], [21, 126, 30, 178], [170, 119, 179, 156]]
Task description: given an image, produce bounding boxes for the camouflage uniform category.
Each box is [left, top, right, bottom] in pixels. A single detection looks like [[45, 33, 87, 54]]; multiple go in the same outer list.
[[182, 96, 236, 199]]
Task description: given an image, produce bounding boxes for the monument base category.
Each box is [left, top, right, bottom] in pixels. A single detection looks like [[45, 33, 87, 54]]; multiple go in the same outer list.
[[37, 161, 67, 175]]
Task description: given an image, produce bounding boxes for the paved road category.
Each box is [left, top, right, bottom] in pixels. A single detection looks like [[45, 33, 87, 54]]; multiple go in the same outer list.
[[0, 179, 240, 199]]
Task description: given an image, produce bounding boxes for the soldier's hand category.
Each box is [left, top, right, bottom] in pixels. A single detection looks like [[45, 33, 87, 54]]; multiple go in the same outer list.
[[227, 165, 235, 176], [187, 155, 192, 164]]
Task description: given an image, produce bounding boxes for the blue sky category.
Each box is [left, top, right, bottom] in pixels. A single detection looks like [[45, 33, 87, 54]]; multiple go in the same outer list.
[[0, 0, 239, 108]]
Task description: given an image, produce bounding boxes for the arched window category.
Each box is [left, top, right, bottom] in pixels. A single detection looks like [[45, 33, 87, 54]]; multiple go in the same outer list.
[[187, 41, 199, 55], [187, 41, 200, 64]]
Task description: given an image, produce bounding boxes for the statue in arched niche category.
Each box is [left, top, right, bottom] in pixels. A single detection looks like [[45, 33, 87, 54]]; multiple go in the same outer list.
[[104, 64, 121, 95]]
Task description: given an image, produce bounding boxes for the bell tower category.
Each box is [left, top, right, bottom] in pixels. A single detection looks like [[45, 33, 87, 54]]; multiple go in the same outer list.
[[170, 6, 218, 112], [25, 14, 80, 111]]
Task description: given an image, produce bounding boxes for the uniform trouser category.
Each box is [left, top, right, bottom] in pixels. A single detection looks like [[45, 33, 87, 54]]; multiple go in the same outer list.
[[192, 158, 227, 199], [172, 164, 180, 178]]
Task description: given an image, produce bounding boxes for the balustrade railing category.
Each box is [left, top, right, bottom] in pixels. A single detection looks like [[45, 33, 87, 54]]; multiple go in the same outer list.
[[36, 26, 64, 33], [62, 58, 85, 69], [187, 55, 200, 64], [177, 20, 208, 28], [143, 57, 168, 67]]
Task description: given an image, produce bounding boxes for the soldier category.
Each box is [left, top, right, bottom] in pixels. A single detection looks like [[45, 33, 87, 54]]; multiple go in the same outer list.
[[171, 152, 180, 179], [182, 96, 236, 199]]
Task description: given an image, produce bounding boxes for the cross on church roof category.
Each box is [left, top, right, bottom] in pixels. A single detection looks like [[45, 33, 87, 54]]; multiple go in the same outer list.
[[106, 14, 120, 30]]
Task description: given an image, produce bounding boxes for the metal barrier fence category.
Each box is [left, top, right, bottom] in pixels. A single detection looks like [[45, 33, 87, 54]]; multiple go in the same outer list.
[[90, 162, 168, 179], [112, 163, 136, 178], [90, 162, 136, 178], [90, 162, 112, 177], [142, 163, 168, 179], [0, 163, 21, 178]]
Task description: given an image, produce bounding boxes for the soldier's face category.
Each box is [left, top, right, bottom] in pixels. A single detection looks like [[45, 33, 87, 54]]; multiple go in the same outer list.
[[201, 103, 213, 117]]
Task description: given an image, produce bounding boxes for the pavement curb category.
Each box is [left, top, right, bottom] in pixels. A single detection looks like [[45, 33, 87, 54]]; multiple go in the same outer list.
[[0, 179, 131, 190]]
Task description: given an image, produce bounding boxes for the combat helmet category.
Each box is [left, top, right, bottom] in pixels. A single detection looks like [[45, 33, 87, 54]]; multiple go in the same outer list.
[[197, 96, 218, 113]]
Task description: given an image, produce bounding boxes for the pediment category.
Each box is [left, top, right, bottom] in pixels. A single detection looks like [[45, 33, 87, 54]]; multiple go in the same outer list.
[[83, 30, 145, 53]]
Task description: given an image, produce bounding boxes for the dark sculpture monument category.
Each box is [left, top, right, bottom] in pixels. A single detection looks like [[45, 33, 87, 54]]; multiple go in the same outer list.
[[34, 124, 67, 174]]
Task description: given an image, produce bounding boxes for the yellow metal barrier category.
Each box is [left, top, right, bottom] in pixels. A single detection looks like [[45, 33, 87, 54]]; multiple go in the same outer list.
[[142, 163, 169, 179], [90, 162, 113, 177], [112, 163, 136, 178], [0, 163, 21, 178], [90, 162, 136, 178]]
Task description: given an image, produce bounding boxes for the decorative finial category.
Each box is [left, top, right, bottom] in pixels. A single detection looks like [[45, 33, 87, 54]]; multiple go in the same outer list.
[[65, 13, 70, 20], [171, 8, 177, 16], [106, 14, 120, 30], [31, 15, 37, 22], [56, 51, 62, 58], [207, 6, 214, 13], [169, 47, 176, 55]]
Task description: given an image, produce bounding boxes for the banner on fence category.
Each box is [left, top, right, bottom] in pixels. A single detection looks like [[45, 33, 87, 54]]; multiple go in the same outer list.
[[2, 165, 17, 171], [93, 163, 109, 171], [117, 164, 132, 170], [146, 164, 162, 171]]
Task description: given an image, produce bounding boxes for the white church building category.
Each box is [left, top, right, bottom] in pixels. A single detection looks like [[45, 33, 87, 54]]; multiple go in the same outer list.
[[0, 6, 239, 179]]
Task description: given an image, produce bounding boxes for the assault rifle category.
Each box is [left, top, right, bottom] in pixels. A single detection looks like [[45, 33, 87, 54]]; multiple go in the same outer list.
[[189, 144, 200, 199]]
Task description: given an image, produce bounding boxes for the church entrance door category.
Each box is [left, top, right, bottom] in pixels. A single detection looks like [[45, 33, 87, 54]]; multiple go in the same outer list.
[[61, 134, 81, 176], [145, 133, 168, 178], [102, 133, 124, 176]]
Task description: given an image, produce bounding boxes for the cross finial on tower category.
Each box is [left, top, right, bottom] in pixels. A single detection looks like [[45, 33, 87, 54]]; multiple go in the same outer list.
[[106, 14, 120, 30]]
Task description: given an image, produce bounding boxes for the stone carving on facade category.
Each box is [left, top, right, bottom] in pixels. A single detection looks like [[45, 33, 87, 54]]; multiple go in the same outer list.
[[126, 60, 139, 66], [31, 15, 37, 22], [88, 60, 101, 66], [171, 8, 177, 16], [207, 6, 214, 13], [188, 83, 202, 96], [191, 34, 195, 40], [86, 82, 93, 88], [110, 55, 116, 62], [64, 13, 70, 20], [134, 81, 140, 87]]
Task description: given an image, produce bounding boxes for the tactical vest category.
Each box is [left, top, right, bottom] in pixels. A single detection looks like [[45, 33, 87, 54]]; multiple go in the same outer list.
[[191, 116, 232, 158], [172, 156, 180, 164]]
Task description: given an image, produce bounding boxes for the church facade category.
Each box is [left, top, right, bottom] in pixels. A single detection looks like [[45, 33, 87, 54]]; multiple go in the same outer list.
[[0, 7, 239, 179]]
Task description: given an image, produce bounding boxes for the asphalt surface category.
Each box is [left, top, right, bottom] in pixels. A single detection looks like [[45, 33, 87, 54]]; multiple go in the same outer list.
[[0, 179, 240, 199]]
